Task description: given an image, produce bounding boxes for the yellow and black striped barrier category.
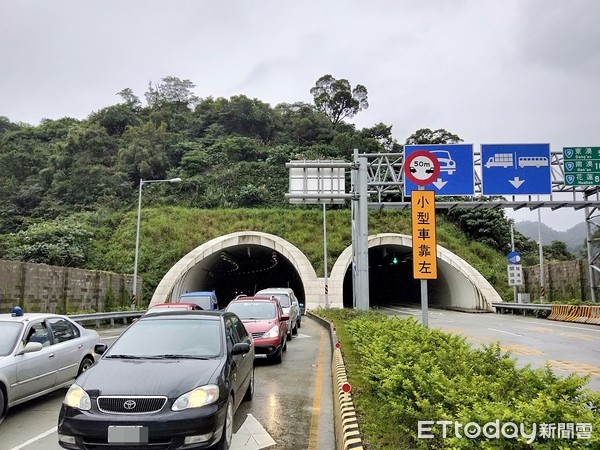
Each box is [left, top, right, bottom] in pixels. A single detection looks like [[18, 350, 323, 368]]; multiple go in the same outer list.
[[548, 304, 600, 325]]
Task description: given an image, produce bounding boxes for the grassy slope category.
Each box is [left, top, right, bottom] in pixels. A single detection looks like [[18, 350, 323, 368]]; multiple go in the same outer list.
[[100, 207, 512, 303]]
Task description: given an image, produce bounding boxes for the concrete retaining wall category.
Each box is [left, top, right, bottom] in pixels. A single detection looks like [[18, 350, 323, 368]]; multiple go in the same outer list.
[[523, 259, 589, 302], [0, 259, 137, 314]]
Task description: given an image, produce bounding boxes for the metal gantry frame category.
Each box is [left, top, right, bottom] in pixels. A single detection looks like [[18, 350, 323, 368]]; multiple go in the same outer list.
[[286, 150, 600, 306]]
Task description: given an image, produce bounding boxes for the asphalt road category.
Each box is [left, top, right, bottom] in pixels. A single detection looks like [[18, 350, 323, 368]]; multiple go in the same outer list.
[[0, 316, 334, 450], [378, 305, 600, 391]]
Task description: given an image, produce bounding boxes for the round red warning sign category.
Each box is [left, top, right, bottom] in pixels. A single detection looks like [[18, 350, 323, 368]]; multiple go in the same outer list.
[[404, 150, 440, 186]]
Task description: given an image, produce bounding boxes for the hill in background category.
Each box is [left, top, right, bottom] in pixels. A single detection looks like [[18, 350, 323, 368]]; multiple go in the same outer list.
[[514, 220, 587, 254]]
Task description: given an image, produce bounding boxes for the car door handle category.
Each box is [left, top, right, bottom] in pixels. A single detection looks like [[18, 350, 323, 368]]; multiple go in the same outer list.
[[49, 353, 55, 358], [78, 344, 83, 349]]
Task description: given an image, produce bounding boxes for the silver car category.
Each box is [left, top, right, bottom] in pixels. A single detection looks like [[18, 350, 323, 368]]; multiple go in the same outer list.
[[255, 288, 301, 341], [0, 309, 100, 423]]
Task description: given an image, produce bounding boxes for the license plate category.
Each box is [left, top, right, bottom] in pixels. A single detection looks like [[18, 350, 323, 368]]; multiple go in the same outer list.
[[108, 426, 148, 444]]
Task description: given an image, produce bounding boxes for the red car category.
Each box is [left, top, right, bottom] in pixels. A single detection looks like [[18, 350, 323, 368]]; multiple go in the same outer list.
[[145, 302, 203, 314], [225, 296, 289, 363], [133, 303, 203, 322]]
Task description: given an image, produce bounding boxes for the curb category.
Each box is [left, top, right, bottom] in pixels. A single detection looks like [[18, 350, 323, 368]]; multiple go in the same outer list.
[[308, 312, 364, 450]]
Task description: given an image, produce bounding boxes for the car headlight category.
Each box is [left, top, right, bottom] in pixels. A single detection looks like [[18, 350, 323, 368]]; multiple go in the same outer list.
[[172, 385, 219, 411], [263, 325, 280, 338], [64, 384, 91, 411]]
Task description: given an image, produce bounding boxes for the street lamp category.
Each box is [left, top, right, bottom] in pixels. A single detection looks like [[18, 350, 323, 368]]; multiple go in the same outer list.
[[132, 177, 182, 308]]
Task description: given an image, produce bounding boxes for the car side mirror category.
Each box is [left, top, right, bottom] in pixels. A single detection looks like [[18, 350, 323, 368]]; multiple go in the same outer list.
[[94, 343, 108, 355], [281, 314, 290, 321], [22, 342, 43, 354], [231, 342, 250, 355], [299, 303, 304, 309]]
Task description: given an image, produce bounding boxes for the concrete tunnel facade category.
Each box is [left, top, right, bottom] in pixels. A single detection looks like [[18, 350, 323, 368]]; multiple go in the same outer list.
[[150, 231, 501, 311]]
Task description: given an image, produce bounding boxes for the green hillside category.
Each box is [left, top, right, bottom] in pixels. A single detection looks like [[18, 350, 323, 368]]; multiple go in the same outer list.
[[99, 207, 512, 305]]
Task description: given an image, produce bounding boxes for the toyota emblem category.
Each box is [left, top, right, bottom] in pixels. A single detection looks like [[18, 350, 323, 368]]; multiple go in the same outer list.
[[123, 399, 137, 410]]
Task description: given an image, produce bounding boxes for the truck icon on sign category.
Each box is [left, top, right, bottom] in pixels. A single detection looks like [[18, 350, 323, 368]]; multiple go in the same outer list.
[[485, 153, 513, 168]]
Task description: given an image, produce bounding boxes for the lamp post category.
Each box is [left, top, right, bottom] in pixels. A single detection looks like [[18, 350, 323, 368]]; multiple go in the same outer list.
[[132, 177, 182, 308]]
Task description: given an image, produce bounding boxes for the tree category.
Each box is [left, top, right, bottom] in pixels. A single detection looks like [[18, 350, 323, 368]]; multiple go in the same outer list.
[[310, 75, 368, 124], [2, 219, 94, 267], [145, 76, 199, 110], [543, 241, 575, 261], [405, 128, 462, 145]]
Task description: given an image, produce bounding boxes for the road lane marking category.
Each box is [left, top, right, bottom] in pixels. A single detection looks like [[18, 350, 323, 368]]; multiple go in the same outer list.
[[488, 328, 522, 336], [513, 319, 600, 334], [231, 414, 276, 449], [9, 427, 56, 450], [499, 344, 543, 356], [547, 360, 600, 377], [308, 330, 325, 450]]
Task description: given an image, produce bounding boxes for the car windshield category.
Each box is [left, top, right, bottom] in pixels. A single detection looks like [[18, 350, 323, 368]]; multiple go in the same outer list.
[[267, 294, 290, 307], [181, 295, 212, 310], [227, 302, 276, 320], [0, 322, 23, 356], [105, 318, 221, 359]]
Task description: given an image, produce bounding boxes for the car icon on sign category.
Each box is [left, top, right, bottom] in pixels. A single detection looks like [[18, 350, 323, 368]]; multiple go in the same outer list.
[[430, 150, 456, 175]]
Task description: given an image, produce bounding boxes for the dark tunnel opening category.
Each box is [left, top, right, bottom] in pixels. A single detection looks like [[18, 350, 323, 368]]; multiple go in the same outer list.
[[181, 245, 305, 308], [343, 245, 443, 308]]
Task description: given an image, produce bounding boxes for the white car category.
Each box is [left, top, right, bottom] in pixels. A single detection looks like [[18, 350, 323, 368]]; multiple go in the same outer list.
[[255, 288, 301, 341], [0, 308, 101, 423]]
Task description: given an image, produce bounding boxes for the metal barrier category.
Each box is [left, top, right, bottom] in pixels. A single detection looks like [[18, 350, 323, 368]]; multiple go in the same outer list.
[[492, 302, 551, 315], [494, 302, 600, 325], [70, 311, 144, 327]]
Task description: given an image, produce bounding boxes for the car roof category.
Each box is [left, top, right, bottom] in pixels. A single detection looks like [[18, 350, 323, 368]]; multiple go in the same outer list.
[[255, 288, 293, 294], [180, 291, 216, 296], [150, 302, 198, 308], [0, 312, 69, 324], [229, 296, 277, 303], [137, 310, 226, 321]]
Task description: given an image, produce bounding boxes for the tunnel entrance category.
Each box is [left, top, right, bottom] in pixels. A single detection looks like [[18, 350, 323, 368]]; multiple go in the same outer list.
[[342, 244, 448, 309], [174, 244, 305, 309]]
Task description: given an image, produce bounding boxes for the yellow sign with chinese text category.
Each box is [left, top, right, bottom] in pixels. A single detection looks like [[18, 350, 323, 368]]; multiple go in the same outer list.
[[411, 190, 437, 279]]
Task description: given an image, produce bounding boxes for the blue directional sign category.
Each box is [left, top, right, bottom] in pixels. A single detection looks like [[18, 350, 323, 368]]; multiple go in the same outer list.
[[481, 144, 551, 195], [507, 251, 521, 264], [404, 144, 474, 196]]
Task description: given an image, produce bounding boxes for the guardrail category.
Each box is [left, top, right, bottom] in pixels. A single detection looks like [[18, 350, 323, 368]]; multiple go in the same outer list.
[[492, 302, 552, 315], [69, 311, 145, 327]]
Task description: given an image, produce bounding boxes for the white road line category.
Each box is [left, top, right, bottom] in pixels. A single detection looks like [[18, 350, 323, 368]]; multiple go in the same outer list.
[[517, 319, 600, 333], [9, 427, 56, 450], [487, 328, 522, 336]]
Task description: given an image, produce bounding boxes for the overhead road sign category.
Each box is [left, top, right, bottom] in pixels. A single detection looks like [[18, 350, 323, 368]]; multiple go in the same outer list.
[[404, 144, 475, 196], [411, 190, 437, 279], [563, 147, 600, 186], [481, 144, 552, 195]]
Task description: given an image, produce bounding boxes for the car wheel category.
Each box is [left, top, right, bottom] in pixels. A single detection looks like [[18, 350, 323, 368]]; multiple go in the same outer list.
[[243, 369, 254, 401], [214, 395, 234, 450], [286, 328, 292, 341], [283, 337, 287, 352], [297, 318, 301, 329], [78, 357, 94, 376], [271, 344, 283, 364], [292, 322, 298, 336], [0, 387, 5, 424]]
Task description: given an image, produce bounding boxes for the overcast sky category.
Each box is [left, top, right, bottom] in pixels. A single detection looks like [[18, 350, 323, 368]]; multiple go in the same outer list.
[[1, 0, 599, 232]]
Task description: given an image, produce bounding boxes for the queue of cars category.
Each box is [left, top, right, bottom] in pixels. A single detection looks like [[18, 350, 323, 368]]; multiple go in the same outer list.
[[0, 286, 304, 449]]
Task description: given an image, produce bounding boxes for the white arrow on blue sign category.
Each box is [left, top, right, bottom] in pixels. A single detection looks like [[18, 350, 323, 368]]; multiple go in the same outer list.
[[508, 251, 521, 264], [404, 144, 475, 196], [481, 144, 551, 195]]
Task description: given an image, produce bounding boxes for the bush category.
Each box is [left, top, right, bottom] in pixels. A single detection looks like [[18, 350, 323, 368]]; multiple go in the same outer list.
[[316, 309, 600, 449]]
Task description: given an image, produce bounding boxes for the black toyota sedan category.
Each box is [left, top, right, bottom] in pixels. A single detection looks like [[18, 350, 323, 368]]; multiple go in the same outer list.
[[57, 310, 254, 450]]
